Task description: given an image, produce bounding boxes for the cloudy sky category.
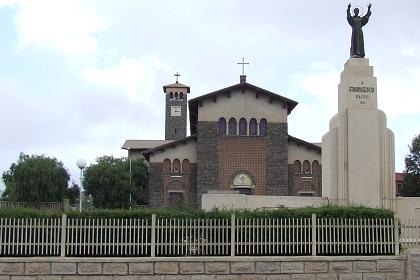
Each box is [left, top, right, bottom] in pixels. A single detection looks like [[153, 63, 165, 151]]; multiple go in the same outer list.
[[0, 0, 419, 191]]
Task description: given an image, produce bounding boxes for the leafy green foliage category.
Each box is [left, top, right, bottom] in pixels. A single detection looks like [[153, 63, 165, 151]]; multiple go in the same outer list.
[[64, 182, 80, 205], [83, 156, 148, 209], [1, 153, 70, 203], [401, 134, 420, 196], [0, 205, 393, 219]]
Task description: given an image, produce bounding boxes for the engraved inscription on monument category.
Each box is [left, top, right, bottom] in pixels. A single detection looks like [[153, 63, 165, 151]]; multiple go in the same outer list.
[[348, 85, 375, 105]]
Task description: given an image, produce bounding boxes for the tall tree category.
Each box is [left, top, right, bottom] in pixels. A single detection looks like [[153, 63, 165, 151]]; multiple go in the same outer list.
[[1, 153, 70, 203], [401, 134, 420, 196], [83, 156, 148, 209], [64, 181, 80, 205]]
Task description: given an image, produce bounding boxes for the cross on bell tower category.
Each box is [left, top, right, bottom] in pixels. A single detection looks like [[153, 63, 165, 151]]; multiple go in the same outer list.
[[237, 57, 250, 83], [174, 72, 181, 83]]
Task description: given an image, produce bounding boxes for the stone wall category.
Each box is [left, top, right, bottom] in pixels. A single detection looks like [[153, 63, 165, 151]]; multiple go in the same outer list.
[[148, 162, 164, 208], [165, 91, 188, 140], [196, 121, 219, 208], [0, 256, 408, 279], [407, 248, 420, 280], [266, 123, 289, 195]]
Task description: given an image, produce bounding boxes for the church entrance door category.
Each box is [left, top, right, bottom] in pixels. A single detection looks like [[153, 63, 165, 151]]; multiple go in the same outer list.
[[169, 192, 184, 208]]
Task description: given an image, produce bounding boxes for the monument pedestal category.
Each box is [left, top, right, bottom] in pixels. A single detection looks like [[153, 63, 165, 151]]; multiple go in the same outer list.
[[322, 58, 395, 210]]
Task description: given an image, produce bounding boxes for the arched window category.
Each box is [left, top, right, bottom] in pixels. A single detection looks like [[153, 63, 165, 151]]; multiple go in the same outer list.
[[218, 117, 226, 135], [259, 118, 267, 136], [174, 92, 178, 100], [182, 159, 190, 173], [303, 160, 311, 174], [249, 118, 257, 135], [172, 159, 181, 173], [169, 92, 173, 100], [228, 118, 237, 135], [179, 92, 184, 100], [163, 159, 171, 173], [312, 160, 320, 174], [239, 118, 247, 135], [293, 160, 301, 174]]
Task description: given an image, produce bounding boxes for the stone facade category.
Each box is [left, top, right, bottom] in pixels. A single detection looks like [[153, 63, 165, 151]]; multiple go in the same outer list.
[[266, 123, 289, 196], [148, 162, 164, 208], [143, 80, 324, 208], [165, 92, 188, 141], [0, 256, 409, 279], [196, 121, 220, 208]]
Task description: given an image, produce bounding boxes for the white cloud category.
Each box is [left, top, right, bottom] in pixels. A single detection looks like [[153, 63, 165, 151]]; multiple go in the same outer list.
[[378, 70, 420, 117], [80, 55, 170, 104], [11, 0, 105, 55]]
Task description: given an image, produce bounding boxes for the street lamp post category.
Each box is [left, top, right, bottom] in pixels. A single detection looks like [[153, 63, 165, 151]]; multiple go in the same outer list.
[[76, 159, 87, 212], [128, 149, 132, 210]]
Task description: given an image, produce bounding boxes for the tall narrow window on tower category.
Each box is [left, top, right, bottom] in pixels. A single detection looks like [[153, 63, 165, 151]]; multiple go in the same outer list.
[[180, 92, 184, 100]]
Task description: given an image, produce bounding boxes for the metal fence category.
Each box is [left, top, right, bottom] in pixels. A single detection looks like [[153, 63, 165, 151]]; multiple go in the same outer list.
[[0, 214, 418, 257]]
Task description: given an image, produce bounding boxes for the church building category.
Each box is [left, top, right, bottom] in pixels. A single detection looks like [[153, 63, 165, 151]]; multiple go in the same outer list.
[[122, 73, 322, 208]]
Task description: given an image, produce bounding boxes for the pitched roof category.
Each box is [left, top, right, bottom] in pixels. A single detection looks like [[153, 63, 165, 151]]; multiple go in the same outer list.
[[142, 135, 197, 158], [163, 82, 190, 93], [288, 135, 322, 153], [121, 140, 174, 150], [189, 82, 298, 134], [395, 172, 405, 182]]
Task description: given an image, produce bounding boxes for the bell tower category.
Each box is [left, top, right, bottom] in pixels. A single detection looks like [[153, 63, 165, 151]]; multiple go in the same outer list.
[[163, 73, 189, 140]]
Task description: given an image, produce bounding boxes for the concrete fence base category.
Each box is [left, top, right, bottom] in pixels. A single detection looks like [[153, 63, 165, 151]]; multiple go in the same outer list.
[[0, 253, 415, 280]]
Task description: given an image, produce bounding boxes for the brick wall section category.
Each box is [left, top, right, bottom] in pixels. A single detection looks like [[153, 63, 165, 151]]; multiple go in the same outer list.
[[163, 171, 190, 207], [165, 93, 187, 140], [0, 256, 409, 279], [266, 123, 289, 195], [219, 137, 267, 194], [148, 162, 164, 207], [197, 121, 219, 208], [288, 164, 322, 196]]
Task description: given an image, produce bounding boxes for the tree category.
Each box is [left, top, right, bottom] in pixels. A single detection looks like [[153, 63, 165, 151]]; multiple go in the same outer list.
[[83, 156, 148, 209], [401, 134, 420, 196], [1, 153, 70, 203], [64, 181, 80, 205]]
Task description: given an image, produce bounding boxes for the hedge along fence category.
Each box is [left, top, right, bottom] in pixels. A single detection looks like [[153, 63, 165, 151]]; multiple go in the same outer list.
[[0, 205, 401, 258], [0, 205, 394, 220]]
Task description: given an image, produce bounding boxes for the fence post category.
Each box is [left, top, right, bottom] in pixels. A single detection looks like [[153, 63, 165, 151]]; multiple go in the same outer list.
[[60, 214, 67, 257], [151, 214, 156, 257], [231, 213, 236, 256], [312, 213, 317, 256], [394, 214, 400, 256]]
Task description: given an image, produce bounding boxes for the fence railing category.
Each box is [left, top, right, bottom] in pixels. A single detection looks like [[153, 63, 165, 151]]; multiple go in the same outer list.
[[400, 218, 420, 250], [0, 201, 64, 211], [0, 214, 418, 257]]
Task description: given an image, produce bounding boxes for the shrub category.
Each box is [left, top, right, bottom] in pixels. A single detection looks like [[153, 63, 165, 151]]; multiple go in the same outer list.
[[0, 205, 393, 220]]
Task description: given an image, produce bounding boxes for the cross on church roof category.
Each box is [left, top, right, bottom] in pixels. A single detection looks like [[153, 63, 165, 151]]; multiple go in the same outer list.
[[237, 57, 250, 76], [174, 72, 181, 83]]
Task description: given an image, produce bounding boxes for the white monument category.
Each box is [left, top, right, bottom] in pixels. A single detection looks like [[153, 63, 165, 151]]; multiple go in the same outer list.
[[322, 58, 396, 210]]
